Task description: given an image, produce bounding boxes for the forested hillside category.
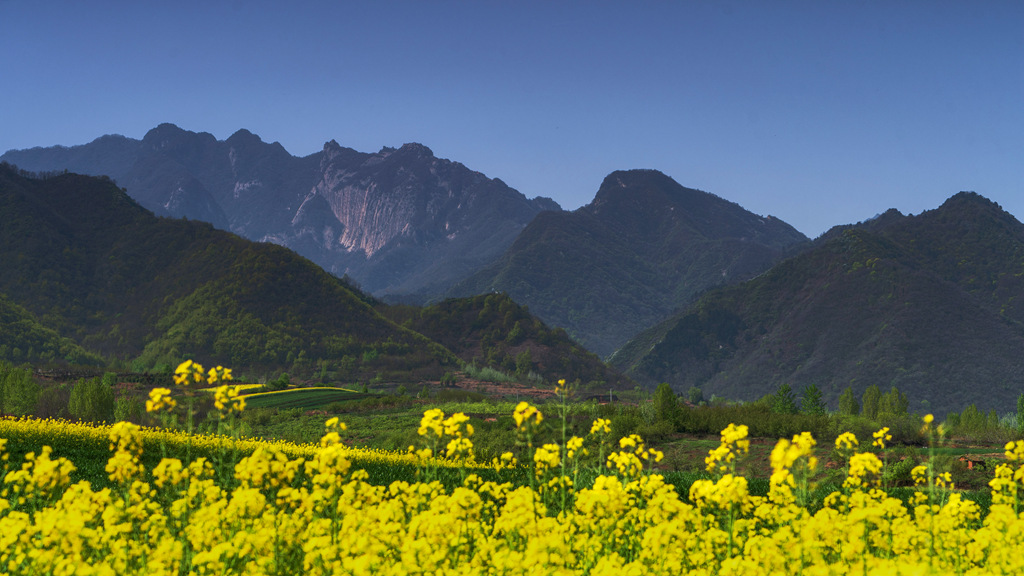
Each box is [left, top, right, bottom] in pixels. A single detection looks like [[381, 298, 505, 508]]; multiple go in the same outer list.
[[0, 163, 455, 380], [615, 192, 1024, 415]]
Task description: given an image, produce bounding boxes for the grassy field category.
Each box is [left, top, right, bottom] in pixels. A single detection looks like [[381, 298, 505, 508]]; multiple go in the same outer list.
[[239, 386, 370, 410]]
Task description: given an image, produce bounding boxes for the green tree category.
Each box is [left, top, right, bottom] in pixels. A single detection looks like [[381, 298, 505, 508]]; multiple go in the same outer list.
[[800, 384, 827, 415], [114, 395, 144, 424], [772, 383, 799, 414], [862, 385, 881, 420], [515, 349, 533, 376], [0, 361, 8, 413], [951, 404, 987, 435], [686, 386, 704, 405], [1, 365, 40, 416], [837, 386, 860, 416], [652, 382, 681, 425], [878, 385, 909, 418], [505, 321, 524, 345], [68, 377, 115, 423]]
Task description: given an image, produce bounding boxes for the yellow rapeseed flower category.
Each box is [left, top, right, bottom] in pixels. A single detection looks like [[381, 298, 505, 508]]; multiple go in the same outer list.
[[213, 385, 245, 417], [206, 365, 233, 385], [872, 427, 892, 450], [513, 401, 542, 430], [173, 359, 205, 386], [145, 387, 176, 413], [589, 418, 611, 436]]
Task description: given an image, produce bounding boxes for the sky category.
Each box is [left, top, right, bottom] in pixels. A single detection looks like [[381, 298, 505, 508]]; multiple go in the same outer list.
[[1, 0, 1021, 238]]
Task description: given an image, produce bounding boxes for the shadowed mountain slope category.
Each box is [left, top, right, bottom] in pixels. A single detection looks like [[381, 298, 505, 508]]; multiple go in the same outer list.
[[613, 192, 1024, 416], [451, 170, 808, 356], [381, 293, 633, 390], [0, 163, 455, 379]]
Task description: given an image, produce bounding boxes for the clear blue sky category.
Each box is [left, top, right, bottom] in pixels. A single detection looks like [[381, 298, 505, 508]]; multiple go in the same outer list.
[[2, 0, 1021, 238]]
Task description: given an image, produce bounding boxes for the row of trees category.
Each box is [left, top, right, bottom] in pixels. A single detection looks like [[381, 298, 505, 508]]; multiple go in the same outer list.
[[764, 383, 911, 419], [835, 384, 909, 419], [640, 380, 1024, 447], [653, 379, 1024, 437], [769, 381, 1024, 438], [0, 363, 141, 423]]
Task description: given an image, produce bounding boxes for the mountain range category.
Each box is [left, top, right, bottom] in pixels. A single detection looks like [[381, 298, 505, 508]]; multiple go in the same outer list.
[[612, 192, 1024, 415], [0, 164, 621, 387], [3, 126, 804, 357], [1, 124, 558, 299], [7, 126, 1024, 415]]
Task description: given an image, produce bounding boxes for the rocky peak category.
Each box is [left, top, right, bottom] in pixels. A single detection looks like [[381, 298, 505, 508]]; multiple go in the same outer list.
[[531, 196, 561, 213], [395, 142, 434, 158], [938, 191, 1004, 216], [141, 123, 217, 153], [318, 141, 365, 172], [590, 170, 684, 210], [226, 129, 264, 147], [2, 125, 558, 299]]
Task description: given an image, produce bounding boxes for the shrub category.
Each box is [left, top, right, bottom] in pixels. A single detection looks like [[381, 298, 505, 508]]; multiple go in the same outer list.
[[68, 377, 115, 423], [113, 395, 144, 424], [0, 364, 40, 416]]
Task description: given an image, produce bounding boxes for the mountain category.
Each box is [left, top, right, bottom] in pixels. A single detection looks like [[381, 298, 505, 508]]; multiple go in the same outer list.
[[0, 163, 456, 380], [613, 192, 1024, 416], [1, 125, 559, 299], [381, 293, 633, 390], [450, 170, 809, 357], [0, 164, 629, 389], [0, 292, 104, 366]]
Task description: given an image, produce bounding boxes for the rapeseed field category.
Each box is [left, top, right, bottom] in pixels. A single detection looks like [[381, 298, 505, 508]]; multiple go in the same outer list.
[[1, 362, 1023, 575]]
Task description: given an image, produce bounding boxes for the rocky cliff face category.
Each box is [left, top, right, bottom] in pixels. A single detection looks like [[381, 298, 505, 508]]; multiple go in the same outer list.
[[2, 125, 558, 299], [279, 140, 558, 295]]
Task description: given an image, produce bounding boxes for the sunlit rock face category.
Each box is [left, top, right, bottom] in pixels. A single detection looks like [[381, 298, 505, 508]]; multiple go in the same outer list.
[[2, 126, 559, 300], [281, 140, 558, 296]]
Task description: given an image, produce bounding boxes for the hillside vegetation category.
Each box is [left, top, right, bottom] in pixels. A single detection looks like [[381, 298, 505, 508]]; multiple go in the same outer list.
[[382, 293, 632, 390], [615, 192, 1024, 416], [0, 163, 455, 380], [452, 169, 808, 356], [0, 293, 103, 366], [0, 164, 631, 390]]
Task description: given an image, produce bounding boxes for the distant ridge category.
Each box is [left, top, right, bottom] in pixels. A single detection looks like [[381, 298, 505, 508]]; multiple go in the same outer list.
[[613, 191, 1024, 416], [450, 169, 809, 357], [1, 125, 559, 300]]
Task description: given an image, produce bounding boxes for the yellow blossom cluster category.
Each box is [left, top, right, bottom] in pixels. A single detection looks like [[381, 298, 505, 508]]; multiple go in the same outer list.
[[146, 387, 177, 414], [3, 405, 1024, 574], [213, 385, 245, 417], [872, 426, 892, 450], [513, 401, 543, 431], [412, 409, 477, 464], [704, 422, 749, 474], [606, 434, 663, 479]]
